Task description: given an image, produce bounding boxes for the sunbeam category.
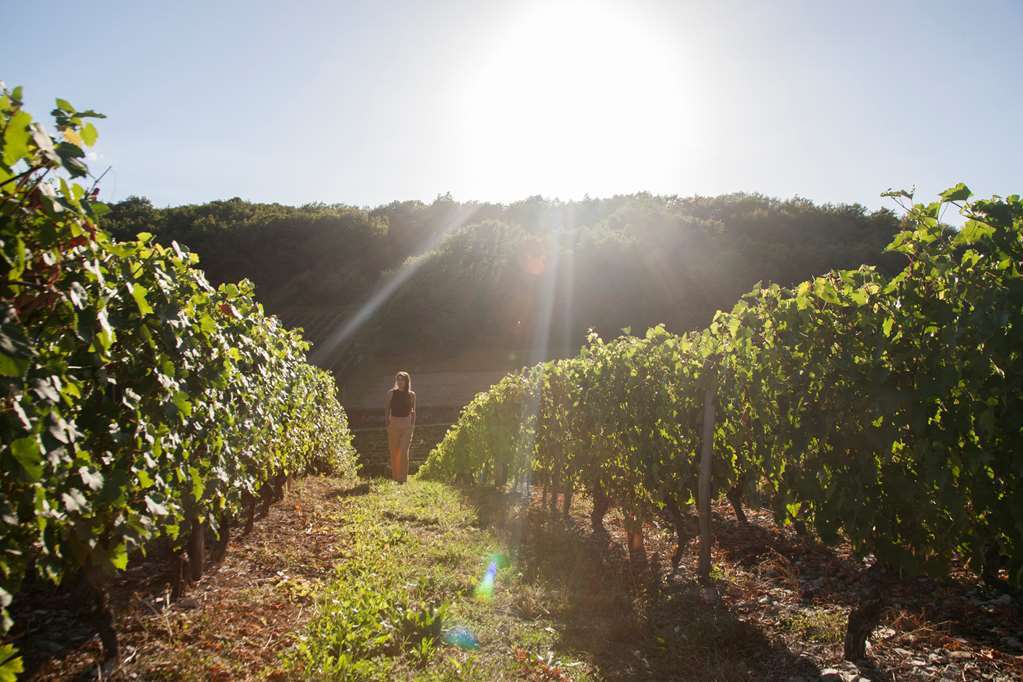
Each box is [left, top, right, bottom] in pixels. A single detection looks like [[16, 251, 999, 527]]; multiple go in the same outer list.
[[527, 225, 563, 366], [633, 226, 718, 330], [508, 217, 572, 509], [310, 203, 481, 366]]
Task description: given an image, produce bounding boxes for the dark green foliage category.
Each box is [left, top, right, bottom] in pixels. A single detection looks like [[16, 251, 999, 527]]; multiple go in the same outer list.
[[105, 196, 388, 304]]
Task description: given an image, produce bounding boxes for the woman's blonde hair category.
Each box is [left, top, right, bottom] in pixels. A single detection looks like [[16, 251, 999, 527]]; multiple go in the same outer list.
[[393, 371, 412, 392]]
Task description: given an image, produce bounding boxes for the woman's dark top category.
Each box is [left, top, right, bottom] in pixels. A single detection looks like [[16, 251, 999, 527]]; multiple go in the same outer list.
[[389, 389, 413, 418]]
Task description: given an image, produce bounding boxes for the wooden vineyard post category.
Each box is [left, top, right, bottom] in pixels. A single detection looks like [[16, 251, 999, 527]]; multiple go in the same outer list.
[[697, 374, 717, 582]]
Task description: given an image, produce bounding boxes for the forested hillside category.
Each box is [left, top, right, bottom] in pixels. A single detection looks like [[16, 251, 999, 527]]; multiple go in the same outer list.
[[104, 194, 904, 374]]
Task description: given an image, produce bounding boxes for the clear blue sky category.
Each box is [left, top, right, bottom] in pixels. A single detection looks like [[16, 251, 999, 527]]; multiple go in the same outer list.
[[7, 0, 1022, 209]]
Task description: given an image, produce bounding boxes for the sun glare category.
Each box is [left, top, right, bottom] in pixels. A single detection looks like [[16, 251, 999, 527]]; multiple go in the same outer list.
[[455, 1, 695, 199]]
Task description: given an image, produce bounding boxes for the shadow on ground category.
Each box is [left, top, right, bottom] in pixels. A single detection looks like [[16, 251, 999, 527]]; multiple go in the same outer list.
[[326, 481, 372, 499], [457, 484, 1023, 680], [710, 509, 1023, 664], [457, 486, 821, 681]]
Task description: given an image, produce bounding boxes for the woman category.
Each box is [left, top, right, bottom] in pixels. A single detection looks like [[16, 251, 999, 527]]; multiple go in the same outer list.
[[385, 371, 416, 483]]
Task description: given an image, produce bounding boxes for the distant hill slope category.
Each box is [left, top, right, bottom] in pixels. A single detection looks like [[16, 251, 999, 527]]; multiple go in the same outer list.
[[104, 193, 905, 384]]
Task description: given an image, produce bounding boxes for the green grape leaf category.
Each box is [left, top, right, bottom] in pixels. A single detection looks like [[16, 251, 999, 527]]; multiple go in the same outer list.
[[172, 391, 193, 417], [80, 122, 98, 147], [9, 437, 42, 480], [189, 465, 205, 501], [882, 317, 894, 337], [131, 283, 154, 316], [939, 182, 971, 203], [2, 111, 33, 167], [0, 643, 24, 682], [0, 309, 32, 379], [955, 220, 996, 246], [108, 543, 128, 571]]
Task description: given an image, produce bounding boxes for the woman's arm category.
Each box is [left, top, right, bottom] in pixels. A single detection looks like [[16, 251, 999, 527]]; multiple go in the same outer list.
[[410, 392, 416, 428], [384, 390, 391, 426]]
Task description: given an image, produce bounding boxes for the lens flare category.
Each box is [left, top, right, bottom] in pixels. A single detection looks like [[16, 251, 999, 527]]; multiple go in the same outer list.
[[474, 552, 506, 602], [475, 559, 498, 601], [442, 625, 480, 650]]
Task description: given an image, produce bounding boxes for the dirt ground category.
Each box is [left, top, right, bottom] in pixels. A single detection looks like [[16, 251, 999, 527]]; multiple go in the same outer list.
[[13, 476, 356, 680], [500, 487, 1023, 681]]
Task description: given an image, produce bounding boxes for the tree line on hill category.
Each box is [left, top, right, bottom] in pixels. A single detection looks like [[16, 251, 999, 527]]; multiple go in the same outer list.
[[104, 193, 906, 366]]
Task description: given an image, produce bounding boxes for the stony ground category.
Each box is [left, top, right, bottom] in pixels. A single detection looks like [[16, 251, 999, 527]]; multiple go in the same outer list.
[[12, 475, 1023, 680]]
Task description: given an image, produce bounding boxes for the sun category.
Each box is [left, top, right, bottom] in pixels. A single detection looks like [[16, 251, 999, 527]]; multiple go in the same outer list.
[[452, 1, 697, 200]]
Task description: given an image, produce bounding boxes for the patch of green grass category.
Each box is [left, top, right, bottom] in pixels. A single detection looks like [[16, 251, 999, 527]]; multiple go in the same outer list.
[[709, 564, 729, 582], [781, 607, 846, 644], [283, 478, 590, 680]]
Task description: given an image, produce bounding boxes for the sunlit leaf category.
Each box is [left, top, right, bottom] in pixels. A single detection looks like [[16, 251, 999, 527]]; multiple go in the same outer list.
[[939, 182, 971, 203], [2, 111, 32, 167], [80, 122, 98, 147], [131, 283, 154, 316]]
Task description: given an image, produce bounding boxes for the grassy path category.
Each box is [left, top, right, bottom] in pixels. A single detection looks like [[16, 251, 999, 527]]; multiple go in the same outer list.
[[285, 479, 589, 680]]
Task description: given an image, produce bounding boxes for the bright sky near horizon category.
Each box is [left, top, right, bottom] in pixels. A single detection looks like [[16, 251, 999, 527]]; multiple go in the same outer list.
[[7, 0, 1022, 210]]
